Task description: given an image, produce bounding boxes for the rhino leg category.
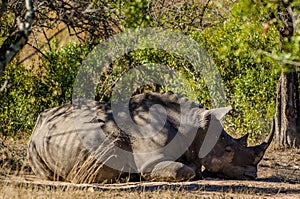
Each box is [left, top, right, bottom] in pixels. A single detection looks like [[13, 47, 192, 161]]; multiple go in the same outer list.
[[142, 161, 195, 182], [186, 163, 203, 180]]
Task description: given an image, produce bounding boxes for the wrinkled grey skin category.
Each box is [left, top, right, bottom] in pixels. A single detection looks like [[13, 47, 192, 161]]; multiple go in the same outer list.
[[28, 92, 274, 183]]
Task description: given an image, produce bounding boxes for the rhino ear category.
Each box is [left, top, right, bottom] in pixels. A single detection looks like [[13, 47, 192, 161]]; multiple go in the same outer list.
[[204, 106, 232, 120], [236, 133, 249, 147]]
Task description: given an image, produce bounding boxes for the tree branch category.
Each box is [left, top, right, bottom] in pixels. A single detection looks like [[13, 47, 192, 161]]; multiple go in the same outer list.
[[0, 0, 8, 18], [199, 0, 211, 28], [15, 26, 67, 66], [262, 51, 300, 67], [0, 0, 34, 76], [0, 76, 11, 92]]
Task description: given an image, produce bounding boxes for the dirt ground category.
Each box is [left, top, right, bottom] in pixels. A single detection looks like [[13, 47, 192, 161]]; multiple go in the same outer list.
[[1, 136, 300, 198]]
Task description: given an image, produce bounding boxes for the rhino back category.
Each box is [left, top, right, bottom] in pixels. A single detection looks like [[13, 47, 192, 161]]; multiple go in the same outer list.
[[128, 92, 202, 149], [28, 104, 86, 180], [28, 101, 133, 183]]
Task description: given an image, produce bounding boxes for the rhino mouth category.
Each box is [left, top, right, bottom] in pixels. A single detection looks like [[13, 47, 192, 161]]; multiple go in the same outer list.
[[243, 171, 257, 180], [202, 169, 256, 180]]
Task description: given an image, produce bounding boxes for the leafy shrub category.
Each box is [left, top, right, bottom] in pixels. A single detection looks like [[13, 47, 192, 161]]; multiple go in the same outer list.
[[110, 0, 282, 140], [0, 43, 87, 136], [189, 12, 281, 139]]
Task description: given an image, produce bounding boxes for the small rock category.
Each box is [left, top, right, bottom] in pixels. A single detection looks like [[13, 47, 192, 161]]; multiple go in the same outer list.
[[87, 187, 94, 192]]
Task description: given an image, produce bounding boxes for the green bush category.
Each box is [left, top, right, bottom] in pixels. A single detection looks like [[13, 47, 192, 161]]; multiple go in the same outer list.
[[189, 13, 281, 139], [114, 1, 282, 140], [0, 43, 87, 136]]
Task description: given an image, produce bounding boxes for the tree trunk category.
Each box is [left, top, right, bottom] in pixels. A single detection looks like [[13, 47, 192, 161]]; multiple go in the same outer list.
[[273, 0, 300, 148], [275, 67, 300, 147]]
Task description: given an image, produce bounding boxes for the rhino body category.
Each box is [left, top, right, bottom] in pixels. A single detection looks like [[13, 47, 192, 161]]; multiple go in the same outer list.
[[28, 92, 273, 183]]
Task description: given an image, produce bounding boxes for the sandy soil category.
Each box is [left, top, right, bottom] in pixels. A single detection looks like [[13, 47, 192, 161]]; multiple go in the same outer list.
[[1, 136, 300, 198]]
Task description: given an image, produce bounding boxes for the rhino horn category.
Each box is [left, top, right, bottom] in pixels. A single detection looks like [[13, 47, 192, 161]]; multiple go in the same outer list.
[[252, 118, 275, 165], [236, 133, 249, 147]]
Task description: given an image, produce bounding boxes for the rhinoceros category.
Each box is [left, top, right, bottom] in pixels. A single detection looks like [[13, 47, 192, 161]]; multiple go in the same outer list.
[[27, 92, 274, 183]]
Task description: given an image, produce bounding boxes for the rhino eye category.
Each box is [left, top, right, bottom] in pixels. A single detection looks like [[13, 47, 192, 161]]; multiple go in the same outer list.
[[225, 146, 232, 152]]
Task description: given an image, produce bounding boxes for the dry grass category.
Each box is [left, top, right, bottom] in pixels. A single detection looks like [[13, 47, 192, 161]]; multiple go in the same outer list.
[[1, 175, 300, 199], [0, 186, 264, 199]]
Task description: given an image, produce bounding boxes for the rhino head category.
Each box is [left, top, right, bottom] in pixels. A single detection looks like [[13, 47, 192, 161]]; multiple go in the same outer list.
[[199, 110, 275, 180]]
